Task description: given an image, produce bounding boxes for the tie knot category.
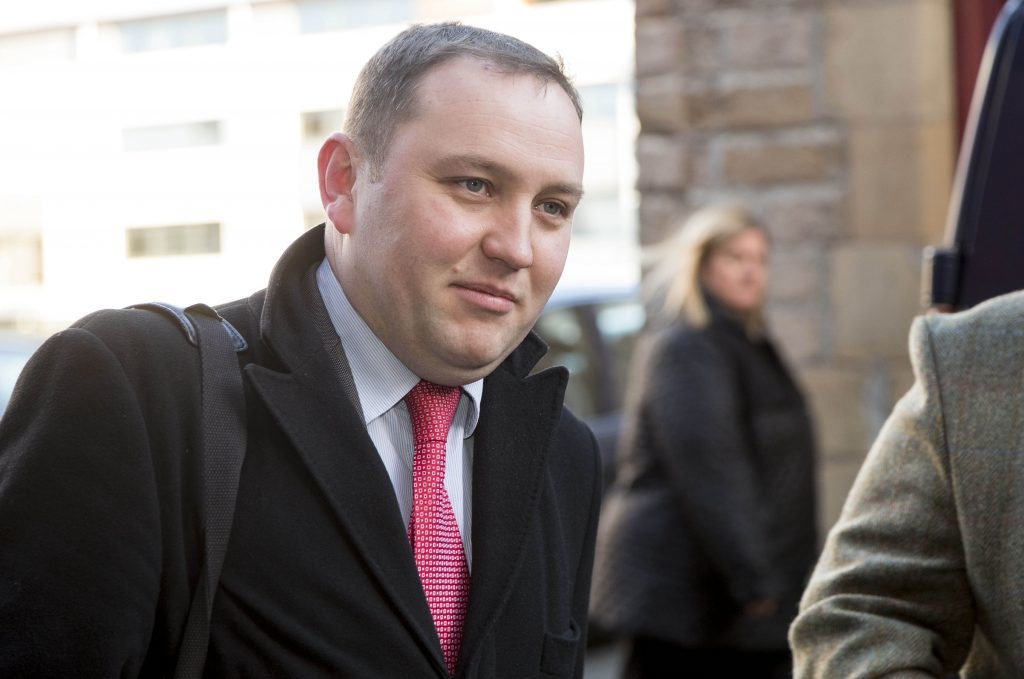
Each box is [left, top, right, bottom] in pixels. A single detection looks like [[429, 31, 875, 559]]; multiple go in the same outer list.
[[405, 380, 461, 447]]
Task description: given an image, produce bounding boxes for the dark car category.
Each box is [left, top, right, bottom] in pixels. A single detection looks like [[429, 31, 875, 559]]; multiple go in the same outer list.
[[532, 285, 644, 488]]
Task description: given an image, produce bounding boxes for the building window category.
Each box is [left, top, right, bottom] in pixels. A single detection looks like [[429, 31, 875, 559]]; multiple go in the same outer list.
[[577, 83, 629, 234], [0, 27, 74, 65], [296, 0, 413, 33], [304, 209, 325, 230], [302, 109, 345, 142], [572, 191, 621, 236], [127, 223, 221, 257], [0, 232, 42, 285], [122, 121, 222, 151], [117, 10, 227, 53], [580, 83, 619, 120]]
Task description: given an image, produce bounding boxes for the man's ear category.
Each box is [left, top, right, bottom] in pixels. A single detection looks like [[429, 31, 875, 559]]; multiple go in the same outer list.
[[318, 132, 360, 235]]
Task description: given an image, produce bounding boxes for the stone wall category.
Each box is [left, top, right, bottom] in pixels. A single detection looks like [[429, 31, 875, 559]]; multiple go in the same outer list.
[[634, 0, 957, 533]]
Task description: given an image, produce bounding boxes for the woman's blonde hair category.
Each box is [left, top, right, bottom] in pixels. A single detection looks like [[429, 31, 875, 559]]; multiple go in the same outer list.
[[644, 203, 768, 333]]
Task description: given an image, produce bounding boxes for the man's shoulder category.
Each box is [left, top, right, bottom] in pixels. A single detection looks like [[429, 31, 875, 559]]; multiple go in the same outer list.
[[553, 402, 596, 441], [74, 306, 197, 354], [545, 404, 602, 518], [216, 292, 264, 339], [71, 295, 261, 354], [44, 293, 264, 388], [549, 403, 601, 478], [929, 288, 1024, 331], [918, 289, 1024, 366]]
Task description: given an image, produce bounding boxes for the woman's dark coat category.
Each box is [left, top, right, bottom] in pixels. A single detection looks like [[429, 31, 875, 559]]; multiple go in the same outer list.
[[590, 302, 817, 649]]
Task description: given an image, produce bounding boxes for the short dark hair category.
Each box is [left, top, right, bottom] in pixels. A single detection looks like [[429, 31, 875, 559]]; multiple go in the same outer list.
[[344, 22, 583, 179]]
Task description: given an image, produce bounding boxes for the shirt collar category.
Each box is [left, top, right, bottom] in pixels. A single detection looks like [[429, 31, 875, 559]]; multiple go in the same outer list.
[[315, 258, 482, 435]]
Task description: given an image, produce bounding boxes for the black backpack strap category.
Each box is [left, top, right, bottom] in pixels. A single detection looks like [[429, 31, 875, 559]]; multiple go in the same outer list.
[[130, 302, 248, 352], [128, 302, 247, 678]]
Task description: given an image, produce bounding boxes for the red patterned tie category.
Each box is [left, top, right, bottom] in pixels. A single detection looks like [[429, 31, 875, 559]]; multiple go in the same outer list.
[[404, 380, 470, 676]]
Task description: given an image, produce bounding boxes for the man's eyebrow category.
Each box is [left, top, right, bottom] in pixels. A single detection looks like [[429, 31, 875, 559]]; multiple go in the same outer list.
[[434, 153, 585, 200], [547, 182, 585, 201], [434, 153, 501, 175]]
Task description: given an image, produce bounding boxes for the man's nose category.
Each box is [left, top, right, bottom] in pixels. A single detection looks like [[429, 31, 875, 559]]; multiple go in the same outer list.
[[481, 205, 534, 270]]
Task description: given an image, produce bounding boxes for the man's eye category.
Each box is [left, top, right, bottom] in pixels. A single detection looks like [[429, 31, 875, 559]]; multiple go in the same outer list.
[[461, 179, 487, 193], [540, 201, 566, 216]]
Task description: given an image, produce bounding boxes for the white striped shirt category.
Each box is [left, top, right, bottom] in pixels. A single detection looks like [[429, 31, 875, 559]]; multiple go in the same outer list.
[[316, 259, 482, 569]]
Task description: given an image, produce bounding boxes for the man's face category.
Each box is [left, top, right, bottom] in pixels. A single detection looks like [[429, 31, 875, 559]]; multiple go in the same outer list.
[[338, 57, 585, 385]]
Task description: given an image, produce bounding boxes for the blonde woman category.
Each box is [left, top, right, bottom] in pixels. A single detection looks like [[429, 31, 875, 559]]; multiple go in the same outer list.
[[591, 204, 817, 678]]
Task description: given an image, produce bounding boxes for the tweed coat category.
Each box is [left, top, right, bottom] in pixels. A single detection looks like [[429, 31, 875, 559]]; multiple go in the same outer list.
[[0, 225, 602, 679], [791, 290, 1024, 677], [590, 303, 817, 650]]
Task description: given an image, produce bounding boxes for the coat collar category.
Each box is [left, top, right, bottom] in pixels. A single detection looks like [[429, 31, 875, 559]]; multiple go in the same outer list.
[[458, 359, 567, 672], [245, 225, 568, 676]]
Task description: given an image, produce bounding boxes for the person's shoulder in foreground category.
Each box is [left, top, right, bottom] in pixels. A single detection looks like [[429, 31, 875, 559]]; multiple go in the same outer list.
[[790, 289, 1024, 678]]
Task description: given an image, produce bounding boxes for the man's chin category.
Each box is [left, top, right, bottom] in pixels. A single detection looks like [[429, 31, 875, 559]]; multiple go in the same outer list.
[[436, 345, 517, 385], [414, 324, 532, 384]]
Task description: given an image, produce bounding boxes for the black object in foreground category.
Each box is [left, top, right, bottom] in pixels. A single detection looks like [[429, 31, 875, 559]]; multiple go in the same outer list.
[[925, 0, 1024, 310]]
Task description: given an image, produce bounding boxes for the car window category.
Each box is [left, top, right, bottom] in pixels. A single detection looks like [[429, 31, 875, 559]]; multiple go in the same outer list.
[[533, 297, 645, 419], [535, 307, 598, 418], [595, 300, 645, 410]]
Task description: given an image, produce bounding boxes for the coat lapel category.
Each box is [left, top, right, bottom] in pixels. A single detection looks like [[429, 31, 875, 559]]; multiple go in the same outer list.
[[247, 351, 449, 675], [244, 227, 447, 676], [459, 348, 568, 670]]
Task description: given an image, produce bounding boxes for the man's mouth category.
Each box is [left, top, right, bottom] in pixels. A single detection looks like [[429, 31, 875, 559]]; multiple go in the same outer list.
[[454, 283, 518, 313]]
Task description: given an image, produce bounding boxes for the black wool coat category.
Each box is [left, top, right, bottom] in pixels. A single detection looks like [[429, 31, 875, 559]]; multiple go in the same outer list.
[[0, 225, 602, 678], [590, 304, 817, 650]]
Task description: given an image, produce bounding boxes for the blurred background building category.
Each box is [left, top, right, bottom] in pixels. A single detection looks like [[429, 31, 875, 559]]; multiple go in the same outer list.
[[633, 0, 1004, 536]]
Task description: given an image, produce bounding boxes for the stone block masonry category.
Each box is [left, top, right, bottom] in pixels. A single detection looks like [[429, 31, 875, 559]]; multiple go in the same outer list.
[[634, 0, 957, 534]]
